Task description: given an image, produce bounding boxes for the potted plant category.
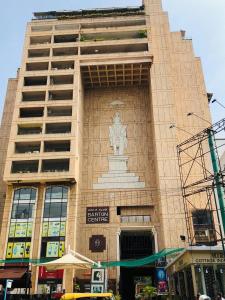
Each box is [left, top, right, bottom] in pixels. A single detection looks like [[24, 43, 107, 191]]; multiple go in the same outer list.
[[142, 285, 157, 300]]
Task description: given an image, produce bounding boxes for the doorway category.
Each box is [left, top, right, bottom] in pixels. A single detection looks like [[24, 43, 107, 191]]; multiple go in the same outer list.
[[119, 230, 155, 300]]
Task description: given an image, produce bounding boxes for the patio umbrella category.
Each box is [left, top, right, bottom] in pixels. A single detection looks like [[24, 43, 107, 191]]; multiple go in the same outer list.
[[38, 253, 93, 270]]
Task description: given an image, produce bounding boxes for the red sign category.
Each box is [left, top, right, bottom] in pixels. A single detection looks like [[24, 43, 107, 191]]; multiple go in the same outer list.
[[38, 266, 63, 280]]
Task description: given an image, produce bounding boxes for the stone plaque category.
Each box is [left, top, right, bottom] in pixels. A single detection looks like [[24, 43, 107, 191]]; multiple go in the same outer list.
[[89, 235, 106, 252], [86, 207, 109, 224]]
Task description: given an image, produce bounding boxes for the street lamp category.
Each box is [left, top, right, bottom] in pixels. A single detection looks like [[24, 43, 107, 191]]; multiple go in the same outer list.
[[211, 99, 225, 110], [169, 124, 192, 136]]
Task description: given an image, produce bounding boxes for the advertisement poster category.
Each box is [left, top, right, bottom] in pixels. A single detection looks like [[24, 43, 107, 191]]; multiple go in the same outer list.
[[48, 222, 61, 236], [12, 242, 25, 258], [156, 268, 168, 295], [60, 222, 66, 236], [6, 243, 13, 258], [9, 222, 32, 237], [46, 242, 59, 257], [42, 222, 66, 237], [59, 241, 65, 257], [9, 223, 16, 237]]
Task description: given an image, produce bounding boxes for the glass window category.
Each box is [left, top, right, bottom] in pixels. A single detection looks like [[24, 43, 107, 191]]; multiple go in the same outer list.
[[13, 188, 36, 201], [45, 186, 68, 201], [43, 202, 67, 218], [11, 203, 33, 219]]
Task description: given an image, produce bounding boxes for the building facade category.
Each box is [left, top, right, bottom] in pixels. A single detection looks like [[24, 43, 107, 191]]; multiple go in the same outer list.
[[0, 0, 212, 298]]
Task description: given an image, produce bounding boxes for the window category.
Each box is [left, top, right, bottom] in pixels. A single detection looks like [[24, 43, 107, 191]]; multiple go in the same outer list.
[[6, 188, 37, 260], [45, 186, 68, 200], [41, 186, 68, 258], [44, 203, 67, 218], [192, 209, 216, 245], [14, 188, 36, 201], [12, 204, 33, 219], [18, 125, 42, 135], [41, 159, 70, 172], [11, 188, 36, 220], [11, 160, 39, 173]]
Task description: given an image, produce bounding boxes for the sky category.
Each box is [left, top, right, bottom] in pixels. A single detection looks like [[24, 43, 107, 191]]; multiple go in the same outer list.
[[0, 0, 225, 123]]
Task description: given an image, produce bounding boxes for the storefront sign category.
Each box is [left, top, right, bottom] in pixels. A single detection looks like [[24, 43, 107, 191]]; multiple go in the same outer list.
[[38, 266, 64, 280], [86, 207, 109, 224], [194, 252, 225, 264], [89, 235, 106, 252], [156, 268, 168, 295]]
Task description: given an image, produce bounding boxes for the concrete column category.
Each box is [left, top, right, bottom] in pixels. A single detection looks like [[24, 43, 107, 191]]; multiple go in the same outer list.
[[200, 265, 207, 295], [191, 265, 198, 296], [152, 227, 159, 253], [116, 229, 121, 292]]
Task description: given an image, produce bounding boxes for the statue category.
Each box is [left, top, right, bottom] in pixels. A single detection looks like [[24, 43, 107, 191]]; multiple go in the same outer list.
[[109, 112, 127, 155]]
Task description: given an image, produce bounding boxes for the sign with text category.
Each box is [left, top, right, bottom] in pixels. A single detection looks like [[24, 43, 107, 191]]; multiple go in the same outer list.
[[86, 207, 109, 224]]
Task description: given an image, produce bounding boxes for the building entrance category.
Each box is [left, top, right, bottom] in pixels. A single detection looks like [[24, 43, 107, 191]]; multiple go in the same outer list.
[[119, 231, 155, 300]]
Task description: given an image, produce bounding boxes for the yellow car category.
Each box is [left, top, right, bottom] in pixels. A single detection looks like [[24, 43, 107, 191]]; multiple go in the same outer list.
[[61, 293, 114, 300]]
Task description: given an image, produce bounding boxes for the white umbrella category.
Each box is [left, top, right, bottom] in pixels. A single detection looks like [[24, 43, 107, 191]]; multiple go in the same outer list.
[[38, 253, 92, 270]]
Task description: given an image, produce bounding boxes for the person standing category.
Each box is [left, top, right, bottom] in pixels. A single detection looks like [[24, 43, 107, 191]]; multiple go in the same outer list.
[[216, 292, 225, 300]]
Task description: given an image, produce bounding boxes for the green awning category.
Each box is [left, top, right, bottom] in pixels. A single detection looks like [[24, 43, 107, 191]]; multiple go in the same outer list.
[[102, 248, 184, 267]]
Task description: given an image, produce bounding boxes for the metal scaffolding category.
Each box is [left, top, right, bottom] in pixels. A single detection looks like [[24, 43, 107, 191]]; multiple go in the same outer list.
[[177, 118, 225, 249]]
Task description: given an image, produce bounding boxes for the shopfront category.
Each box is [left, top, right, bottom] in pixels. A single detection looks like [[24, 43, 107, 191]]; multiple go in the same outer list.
[[166, 246, 225, 300]]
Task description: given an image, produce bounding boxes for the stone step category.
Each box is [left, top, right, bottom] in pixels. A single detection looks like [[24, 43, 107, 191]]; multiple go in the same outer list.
[[101, 172, 136, 178], [93, 181, 145, 190], [98, 176, 139, 183]]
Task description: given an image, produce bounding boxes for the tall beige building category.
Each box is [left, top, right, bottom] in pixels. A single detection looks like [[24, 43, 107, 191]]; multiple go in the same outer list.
[[0, 0, 212, 298]]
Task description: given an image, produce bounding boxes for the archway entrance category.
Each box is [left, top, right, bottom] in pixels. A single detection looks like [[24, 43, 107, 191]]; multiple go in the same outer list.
[[119, 230, 155, 300]]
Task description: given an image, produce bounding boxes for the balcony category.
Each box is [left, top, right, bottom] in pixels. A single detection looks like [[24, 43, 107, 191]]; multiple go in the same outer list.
[[81, 19, 146, 29], [44, 141, 70, 152], [53, 47, 78, 57], [15, 142, 41, 154], [80, 30, 147, 42], [24, 76, 47, 86], [26, 62, 49, 71], [49, 75, 73, 85], [47, 107, 72, 117], [54, 34, 78, 43], [80, 43, 148, 55], [48, 90, 73, 101], [42, 159, 69, 172], [51, 61, 74, 70], [28, 49, 50, 58], [20, 107, 44, 118], [55, 24, 79, 31], [45, 123, 71, 134], [30, 36, 51, 45], [31, 25, 52, 32], [11, 160, 39, 174], [22, 91, 46, 102], [18, 125, 42, 135]]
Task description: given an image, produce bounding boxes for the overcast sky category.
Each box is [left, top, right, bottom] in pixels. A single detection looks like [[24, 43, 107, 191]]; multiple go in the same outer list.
[[0, 0, 224, 123]]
